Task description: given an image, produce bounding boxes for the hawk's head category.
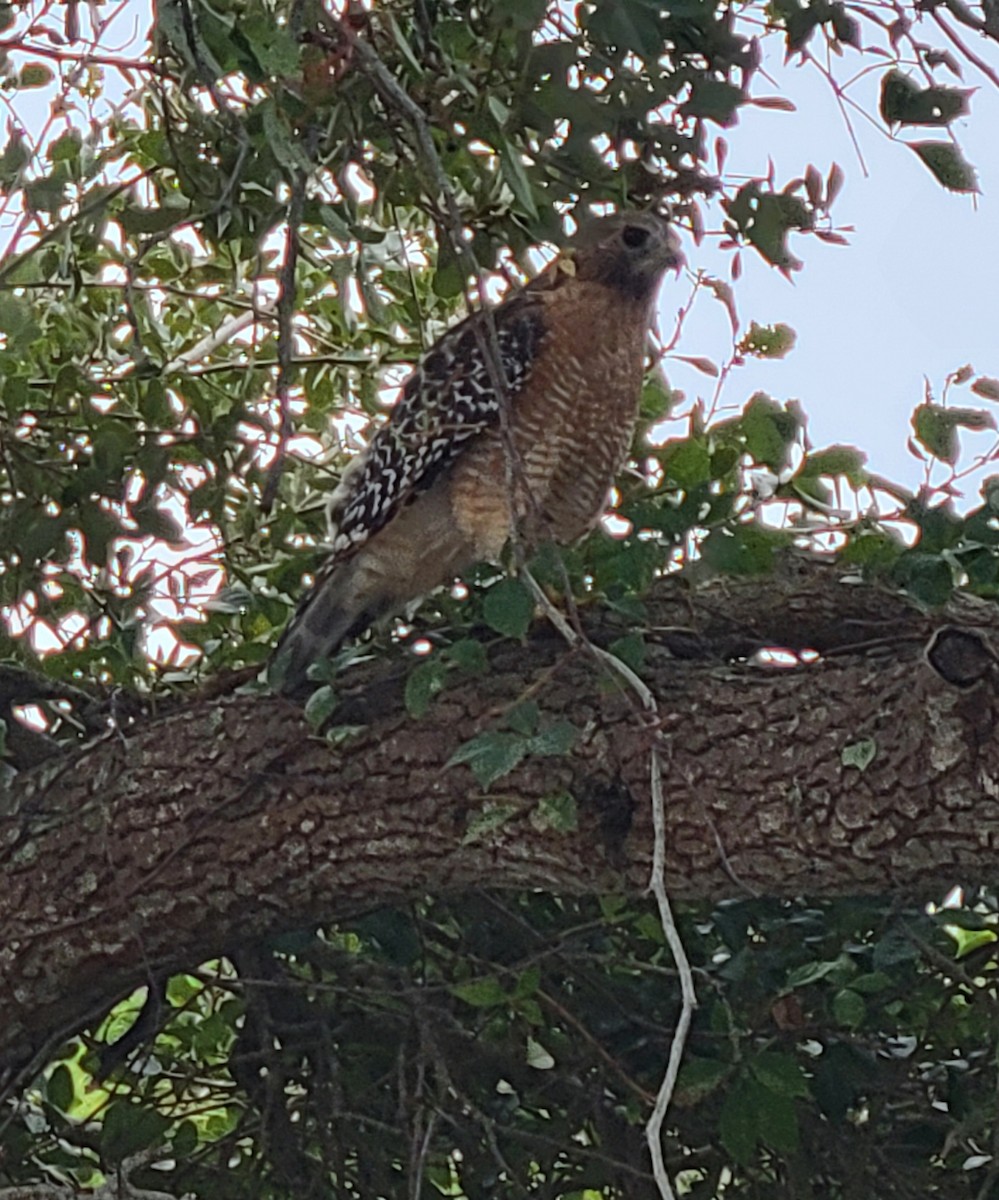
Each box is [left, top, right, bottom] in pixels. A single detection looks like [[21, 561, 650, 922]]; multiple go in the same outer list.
[[573, 210, 684, 303]]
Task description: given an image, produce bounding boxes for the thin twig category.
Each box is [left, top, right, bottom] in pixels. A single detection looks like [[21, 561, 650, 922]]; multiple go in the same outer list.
[[933, 10, 999, 90], [161, 306, 277, 374], [644, 747, 697, 1200], [262, 170, 308, 513], [0, 38, 171, 74]]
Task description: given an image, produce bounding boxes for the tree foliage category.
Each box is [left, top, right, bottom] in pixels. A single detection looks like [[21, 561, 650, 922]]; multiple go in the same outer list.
[[3, 0, 999, 1196]]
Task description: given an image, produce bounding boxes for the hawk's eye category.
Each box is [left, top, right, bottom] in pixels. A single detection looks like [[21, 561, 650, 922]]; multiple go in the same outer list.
[[621, 224, 651, 249]]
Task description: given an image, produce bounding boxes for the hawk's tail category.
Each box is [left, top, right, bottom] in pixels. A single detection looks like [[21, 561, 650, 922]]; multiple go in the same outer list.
[[268, 484, 476, 699], [268, 557, 385, 698]]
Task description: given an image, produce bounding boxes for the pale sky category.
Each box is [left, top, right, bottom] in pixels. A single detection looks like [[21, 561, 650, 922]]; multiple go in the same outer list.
[[670, 43, 999, 499]]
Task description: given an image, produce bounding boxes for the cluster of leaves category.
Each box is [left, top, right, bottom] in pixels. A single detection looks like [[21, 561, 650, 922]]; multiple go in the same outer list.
[[8, 892, 999, 1198]]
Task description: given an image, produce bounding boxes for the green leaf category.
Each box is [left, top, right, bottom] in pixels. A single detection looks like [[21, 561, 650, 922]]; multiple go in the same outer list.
[[663, 438, 711, 489], [353, 908, 422, 965], [587, 1, 665, 55], [24, 174, 68, 213], [18, 63, 54, 88], [640, 376, 675, 420], [237, 15, 300, 75], [839, 529, 902, 569], [462, 799, 520, 841], [92, 421, 135, 480], [762, 1091, 800, 1154], [433, 242, 464, 299], [799, 444, 868, 484], [46, 1063, 75, 1112], [912, 404, 956, 463], [386, 12, 426, 76], [499, 137, 538, 218], [0, 128, 29, 188], [682, 79, 745, 126], [531, 790, 578, 833], [841, 737, 876, 771], [675, 1056, 730, 1104], [741, 392, 800, 468], [723, 183, 812, 269], [738, 321, 797, 359], [880, 70, 970, 127], [303, 685, 338, 730], [528, 720, 578, 758], [506, 700, 540, 737], [15, 509, 69, 563], [261, 100, 313, 175], [171, 1120, 199, 1159], [405, 658, 448, 718], [483, 576, 534, 639], [702, 526, 779, 576], [719, 1079, 759, 1165], [166, 974, 201, 1006], [119, 204, 190, 235], [48, 130, 82, 163], [452, 976, 508, 1008], [607, 632, 646, 673], [872, 928, 920, 970], [972, 376, 999, 402], [711, 445, 740, 480], [893, 550, 954, 606], [786, 958, 848, 989], [832, 988, 867, 1029], [782, 2, 824, 50], [831, 4, 860, 46], [913, 403, 994, 463], [132, 499, 184, 543], [910, 141, 978, 192], [0, 294, 31, 336], [750, 1052, 810, 1099], [513, 965, 541, 1000], [448, 730, 527, 789], [101, 1100, 171, 1165], [948, 926, 998, 957], [948, 406, 994, 432], [850, 970, 892, 994]]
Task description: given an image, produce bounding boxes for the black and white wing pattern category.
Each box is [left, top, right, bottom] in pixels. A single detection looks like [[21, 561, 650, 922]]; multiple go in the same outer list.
[[325, 300, 547, 561]]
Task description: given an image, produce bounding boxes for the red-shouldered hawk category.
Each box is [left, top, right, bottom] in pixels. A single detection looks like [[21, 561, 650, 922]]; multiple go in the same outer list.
[[270, 210, 683, 695]]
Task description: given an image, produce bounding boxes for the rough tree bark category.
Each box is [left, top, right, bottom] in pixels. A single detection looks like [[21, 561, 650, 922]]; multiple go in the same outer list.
[[2, 558, 997, 1089]]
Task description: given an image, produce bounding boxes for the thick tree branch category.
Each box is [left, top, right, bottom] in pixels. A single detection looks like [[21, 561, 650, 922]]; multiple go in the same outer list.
[[2, 560, 998, 1087]]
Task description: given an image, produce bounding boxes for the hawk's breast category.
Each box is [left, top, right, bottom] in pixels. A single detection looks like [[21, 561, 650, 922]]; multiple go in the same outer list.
[[449, 278, 652, 556]]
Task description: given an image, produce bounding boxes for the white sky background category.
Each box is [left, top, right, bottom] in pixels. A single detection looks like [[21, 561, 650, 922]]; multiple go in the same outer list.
[[671, 39, 999, 498]]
